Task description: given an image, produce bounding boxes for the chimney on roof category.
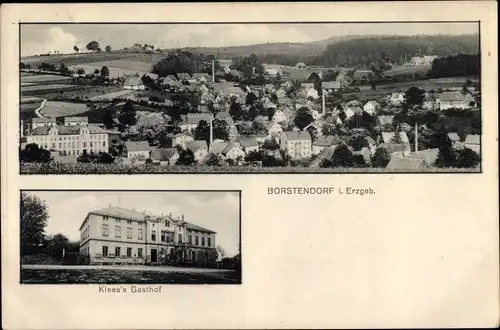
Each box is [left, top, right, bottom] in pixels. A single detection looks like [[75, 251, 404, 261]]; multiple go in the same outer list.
[[169, 212, 172, 217], [182, 214, 184, 221]]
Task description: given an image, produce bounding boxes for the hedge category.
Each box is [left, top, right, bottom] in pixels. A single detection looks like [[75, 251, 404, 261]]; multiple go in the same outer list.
[[21, 162, 481, 174]]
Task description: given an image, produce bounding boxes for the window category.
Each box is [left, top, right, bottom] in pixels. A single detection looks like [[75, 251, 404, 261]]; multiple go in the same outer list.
[[138, 248, 143, 258], [160, 231, 167, 242], [207, 237, 211, 247], [151, 230, 156, 241], [195, 236, 199, 245], [103, 141, 106, 147], [138, 229, 143, 240], [115, 226, 121, 238], [127, 221, 132, 224], [127, 227, 132, 239], [102, 246, 108, 256], [102, 224, 109, 236], [115, 246, 121, 256], [188, 235, 192, 244], [90, 142, 93, 148], [83, 142, 87, 148], [103, 216, 108, 220], [165, 220, 170, 227], [178, 234, 182, 243], [201, 237, 205, 246], [127, 248, 132, 257]]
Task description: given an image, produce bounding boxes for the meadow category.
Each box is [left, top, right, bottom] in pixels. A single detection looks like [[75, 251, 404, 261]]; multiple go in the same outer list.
[[20, 101, 44, 121], [20, 74, 73, 84], [21, 84, 79, 93], [39, 101, 88, 118], [68, 64, 158, 79]]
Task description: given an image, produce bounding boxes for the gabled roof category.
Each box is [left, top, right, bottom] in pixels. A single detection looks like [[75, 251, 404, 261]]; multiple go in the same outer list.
[[150, 148, 178, 161], [410, 148, 439, 165], [464, 134, 480, 145], [32, 117, 56, 124], [222, 143, 242, 155], [447, 132, 461, 142], [322, 81, 341, 89], [125, 141, 150, 152], [377, 115, 394, 126], [186, 140, 208, 153], [352, 147, 372, 163], [283, 131, 311, 141], [386, 156, 425, 170], [379, 143, 411, 153], [238, 136, 259, 148], [183, 113, 214, 125], [439, 91, 467, 102], [64, 116, 88, 123], [212, 83, 244, 95], [381, 131, 410, 144], [90, 207, 148, 222], [209, 141, 228, 154], [123, 76, 143, 86], [193, 72, 210, 79], [313, 135, 336, 147], [266, 121, 282, 131], [364, 101, 380, 108], [185, 222, 216, 234], [177, 72, 192, 80]]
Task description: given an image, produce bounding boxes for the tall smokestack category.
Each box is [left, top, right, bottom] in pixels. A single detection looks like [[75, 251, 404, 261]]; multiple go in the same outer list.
[[212, 59, 215, 83], [415, 122, 418, 152], [209, 116, 213, 146], [321, 90, 326, 114]]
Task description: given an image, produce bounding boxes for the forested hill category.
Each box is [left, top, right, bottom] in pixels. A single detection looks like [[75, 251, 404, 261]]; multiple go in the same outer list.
[[313, 34, 479, 67]]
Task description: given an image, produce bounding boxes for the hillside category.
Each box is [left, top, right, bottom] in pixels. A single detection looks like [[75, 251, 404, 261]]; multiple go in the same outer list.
[[314, 34, 480, 68]]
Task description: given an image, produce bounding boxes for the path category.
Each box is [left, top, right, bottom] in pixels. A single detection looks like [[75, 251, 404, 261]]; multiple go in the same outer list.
[[34, 99, 47, 118], [22, 264, 233, 273]]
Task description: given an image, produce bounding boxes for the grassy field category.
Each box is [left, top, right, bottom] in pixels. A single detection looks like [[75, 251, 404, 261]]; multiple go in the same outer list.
[[21, 268, 240, 284], [21, 163, 481, 174], [21, 84, 79, 93], [20, 101, 44, 121], [40, 101, 88, 118], [68, 64, 158, 79], [21, 52, 166, 67], [80, 59, 155, 72], [21, 74, 73, 84]]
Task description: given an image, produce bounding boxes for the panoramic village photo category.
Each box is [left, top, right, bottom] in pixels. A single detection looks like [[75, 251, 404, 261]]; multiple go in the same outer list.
[[20, 190, 241, 284], [19, 22, 481, 173]]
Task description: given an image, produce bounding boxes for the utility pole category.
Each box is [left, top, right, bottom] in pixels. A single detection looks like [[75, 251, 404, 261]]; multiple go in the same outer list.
[[212, 59, 215, 83], [414, 122, 418, 152]]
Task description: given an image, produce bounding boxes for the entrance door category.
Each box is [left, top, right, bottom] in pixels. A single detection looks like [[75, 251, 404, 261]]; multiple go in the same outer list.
[[151, 249, 157, 263]]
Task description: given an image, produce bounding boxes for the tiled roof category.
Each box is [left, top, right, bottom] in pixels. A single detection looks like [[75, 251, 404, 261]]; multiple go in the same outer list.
[[64, 116, 88, 123], [313, 135, 336, 147], [177, 73, 192, 80], [410, 148, 439, 165], [464, 134, 480, 145], [90, 207, 148, 222], [447, 132, 461, 142], [379, 143, 411, 153], [322, 81, 340, 89], [183, 113, 214, 125], [222, 143, 241, 155], [32, 117, 56, 123], [123, 76, 143, 87], [209, 142, 228, 154], [381, 131, 410, 144], [386, 156, 425, 170], [150, 148, 178, 161], [29, 124, 106, 136], [377, 115, 394, 126], [125, 141, 150, 152], [186, 140, 208, 153], [283, 131, 311, 141], [439, 91, 466, 102], [185, 222, 216, 234], [364, 101, 380, 108], [238, 136, 258, 148]]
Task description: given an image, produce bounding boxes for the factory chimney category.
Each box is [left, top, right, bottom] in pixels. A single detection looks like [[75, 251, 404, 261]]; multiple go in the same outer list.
[[212, 59, 215, 83], [209, 116, 213, 147], [415, 122, 418, 152], [321, 90, 326, 114]]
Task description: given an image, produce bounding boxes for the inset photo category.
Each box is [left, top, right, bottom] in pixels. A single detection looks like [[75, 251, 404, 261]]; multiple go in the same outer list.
[[20, 190, 241, 284]]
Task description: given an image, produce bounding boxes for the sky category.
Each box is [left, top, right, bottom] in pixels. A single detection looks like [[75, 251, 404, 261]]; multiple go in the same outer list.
[[26, 191, 240, 256], [20, 22, 479, 57]]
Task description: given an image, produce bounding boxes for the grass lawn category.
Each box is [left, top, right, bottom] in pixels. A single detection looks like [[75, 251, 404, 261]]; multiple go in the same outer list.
[[21, 268, 240, 284], [21, 52, 166, 67], [79, 59, 155, 72], [40, 101, 88, 118]]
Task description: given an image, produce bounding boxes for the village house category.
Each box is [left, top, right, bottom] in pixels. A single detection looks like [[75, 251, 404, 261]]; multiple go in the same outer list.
[[321, 81, 341, 94], [280, 131, 312, 159], [272, 109, 288, 123], [335, 71, 351, 88], [266, 121, 284, 138], [363, 101, 380, 115], [192, 72, 211, 82], [63, 117, 88, 126], [176, 72, 192, 82], [464, 134, 480, 154], [280, 81, 293, 90], [123, 141, 150, 160], [410, 56, 426, 66], [381, 131, 410, 145], [167, 132, 194, 149], [186, 140, 209, 162], [352, 70, 373, 84], [26, 124, 108, 156], [180, 113, 214, 132], [301, 82, 315, 90], [310, 147, 335, 168], [275, 88, 287, 100], [390, 92, 406, 105], [305, 87, 319, 100], [379, 143, 412, 157], [352, 147, 372, 164], [208, 141, 228, 155], [447, 132, 462, 148], [123, 76, 145, 90], [437, 91, 475, 110], [215, 112, 239, 140], [263, 64, 283, 76], [150, 148, 179, 165], [377, 115, 395, 127], [79, 207, 217, 267], [312, 135, 338, 155], [30, 117, 57, 131], [238, 136, 259, 153], [386, 156, 426, 170], [264, 84, 276, 94], [222, 143, 246, 160], [409, 148, 440, 166]]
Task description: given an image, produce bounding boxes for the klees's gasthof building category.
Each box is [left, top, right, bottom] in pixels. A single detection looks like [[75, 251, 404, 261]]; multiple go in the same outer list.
[[79, 207, 218, 267]]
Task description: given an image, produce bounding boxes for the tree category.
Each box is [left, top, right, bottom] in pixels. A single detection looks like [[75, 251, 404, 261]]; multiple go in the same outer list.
[[86, 40, 100, 52], [213, 119, 230, 141], [371, 147, 392, 167], [405, 87, 424, 106], [105, 45, 112, 52], [59, 63, 70, 75], [118, 100, 137, 127], [332, 143, 355, 167], [20, 143, 52, 163], [455, 147, 480, 168], [94, 68, 100, 75], [76, 68, 85, 75], [229, 102, 244, 121], [46, 233, 70, 257], [349, 134, 369, 151], [73, 45, 79, 53], [177, 148, 197, 166], [100, 66, 110, 78], [206, 153, 224, 166], [294, 109, 314, 130], [103, 110, 114, 129], [21, 192, 49, 255], [391, 123, 404, 143], [194, 120, 210, 142]]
